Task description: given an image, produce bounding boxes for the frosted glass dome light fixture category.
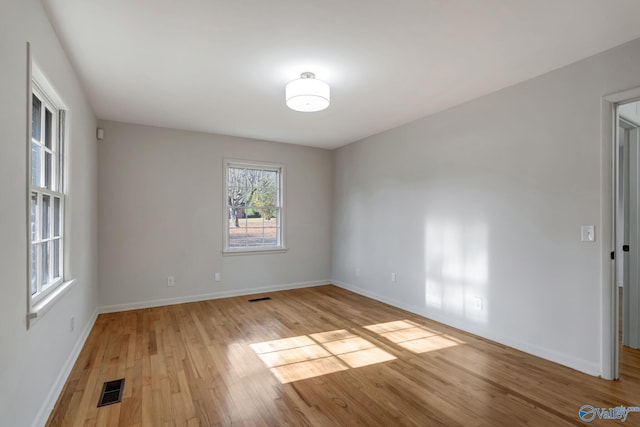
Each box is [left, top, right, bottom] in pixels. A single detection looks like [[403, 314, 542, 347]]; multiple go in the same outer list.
[[285, 72, 330, 112]]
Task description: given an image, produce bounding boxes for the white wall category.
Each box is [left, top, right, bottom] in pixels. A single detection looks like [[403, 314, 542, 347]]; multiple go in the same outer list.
[[0, 1, 98, 426], [332, 38, 640, 376], [97, 121, 333, 309]]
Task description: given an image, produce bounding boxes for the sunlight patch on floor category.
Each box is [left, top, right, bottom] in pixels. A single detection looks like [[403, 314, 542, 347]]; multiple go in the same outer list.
[[364, 320, 465, 354], [250, 329, 396, 383], [268, 356, 349, 383]]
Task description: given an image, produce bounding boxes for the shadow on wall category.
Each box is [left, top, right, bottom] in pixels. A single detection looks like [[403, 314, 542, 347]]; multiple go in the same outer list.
[[424, 218, 490, 324]]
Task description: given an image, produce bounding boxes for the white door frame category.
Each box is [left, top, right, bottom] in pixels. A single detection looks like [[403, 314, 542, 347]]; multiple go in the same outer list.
[[621, 119, 640, 349], [601, 87, 640, 380]]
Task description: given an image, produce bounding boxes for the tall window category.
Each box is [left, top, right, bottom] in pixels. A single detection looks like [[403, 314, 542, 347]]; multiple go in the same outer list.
[[30, 82, 65, 303], [224, 160, 285, 253]]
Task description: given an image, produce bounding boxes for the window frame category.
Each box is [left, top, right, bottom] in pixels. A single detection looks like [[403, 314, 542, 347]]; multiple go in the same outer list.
[[30, 83, 65, 302], [222, 159, 287, 255], [27, 55, 74, 328]]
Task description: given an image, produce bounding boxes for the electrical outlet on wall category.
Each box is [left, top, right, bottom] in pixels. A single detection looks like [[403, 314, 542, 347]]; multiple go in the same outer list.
[[214, 272, 221, 282], [167, 276, 175, 287], [473, 297, 483, 311], [391, 272, 397, 283], [70, 316, 75, 332]]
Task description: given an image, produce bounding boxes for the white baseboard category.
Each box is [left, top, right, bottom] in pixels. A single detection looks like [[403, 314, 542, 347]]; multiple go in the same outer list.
[[99, 280, 331, 314], [332, 280, 600, 377], [31, 308, 99, 427]]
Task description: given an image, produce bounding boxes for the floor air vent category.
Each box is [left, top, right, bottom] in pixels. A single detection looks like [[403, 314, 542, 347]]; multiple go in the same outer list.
[[97, 378, 125, 407], [248, 297, 272, 302]]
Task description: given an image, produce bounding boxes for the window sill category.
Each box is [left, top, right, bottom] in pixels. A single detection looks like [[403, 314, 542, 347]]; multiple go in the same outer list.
[[27, 278, 75, 329], [223, 247, 288, 256]]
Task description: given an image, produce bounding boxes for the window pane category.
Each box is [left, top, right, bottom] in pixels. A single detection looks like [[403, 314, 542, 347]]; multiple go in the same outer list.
[[53, 238, 60, 279], [267, 209, 280, 228], [226, 164, 282, 250], [58, 110, 65, 192], [242, 171, 251, 196], [45, 109, 53, 149], [41, 242, 49, 287], [246, 238, 264, 247], [262, 170, 278, 201], [30, 85, 65, 299], [245, 216, 263, 247], [31, 193, 38, 242], [229, 206, 246, 248], [229, 236, 247, 248], [247, 214, 263, 227], [229, 208, 247, 229], [32, 95, 41, 141], [263, 228, 278, 246], [42, 194, 50, 239], [44, 151, 52, 189], [264, 206, 278, 222], [31, 244, 37, 295], [31, 143, 41, 186], [54, 197, 61, 237]]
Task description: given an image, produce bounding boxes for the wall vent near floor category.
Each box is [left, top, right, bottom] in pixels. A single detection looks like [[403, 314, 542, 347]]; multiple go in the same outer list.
[[97, 378, 125, 407], [248, 297, 272, 302]]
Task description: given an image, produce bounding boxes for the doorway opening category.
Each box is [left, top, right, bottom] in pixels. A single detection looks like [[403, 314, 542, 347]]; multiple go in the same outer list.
[[612, 99, 640, 380], [617, 105, 640, 344]]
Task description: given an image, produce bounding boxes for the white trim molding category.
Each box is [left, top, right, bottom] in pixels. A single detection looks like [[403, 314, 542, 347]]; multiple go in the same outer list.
[[99, 280, 331, 314], [600, 86, 640, 380], [333, 280, 600, 377], [222, 158, 287, 255]]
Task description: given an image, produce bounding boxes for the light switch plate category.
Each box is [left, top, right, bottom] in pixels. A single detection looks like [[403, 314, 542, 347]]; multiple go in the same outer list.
[[581, 225, 595, 242]]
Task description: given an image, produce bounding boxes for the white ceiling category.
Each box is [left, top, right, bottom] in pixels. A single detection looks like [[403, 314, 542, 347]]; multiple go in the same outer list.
[[43, 0, 640, 149]]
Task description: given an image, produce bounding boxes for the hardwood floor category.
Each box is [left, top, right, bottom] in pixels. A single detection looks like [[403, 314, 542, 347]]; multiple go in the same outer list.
[[47, 285, 640, 426]]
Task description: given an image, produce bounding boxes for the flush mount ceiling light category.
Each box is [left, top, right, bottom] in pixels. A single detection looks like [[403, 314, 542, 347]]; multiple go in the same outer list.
[[285, 72, 330, 112]]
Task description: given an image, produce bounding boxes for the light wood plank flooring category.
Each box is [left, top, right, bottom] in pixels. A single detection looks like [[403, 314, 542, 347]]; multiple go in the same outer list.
[[47, 285, 640, 426]]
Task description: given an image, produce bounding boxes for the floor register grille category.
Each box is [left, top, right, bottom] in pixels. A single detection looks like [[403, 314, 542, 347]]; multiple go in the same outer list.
[[97, 378, 125, 407]]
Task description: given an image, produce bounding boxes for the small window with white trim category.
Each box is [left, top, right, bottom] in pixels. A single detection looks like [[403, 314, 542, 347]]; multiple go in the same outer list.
[[224, 160, 285, 253], [29, 74, 67, 309]]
